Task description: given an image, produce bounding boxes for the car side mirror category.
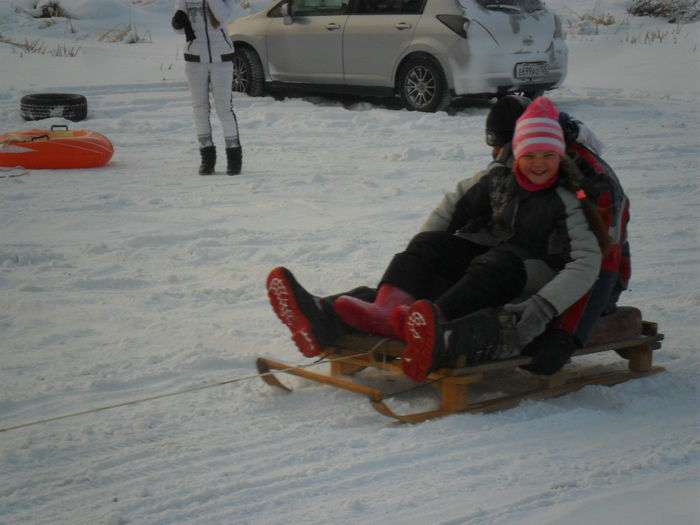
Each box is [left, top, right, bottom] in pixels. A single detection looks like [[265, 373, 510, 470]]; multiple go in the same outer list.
[[281, 2, 293, 24]]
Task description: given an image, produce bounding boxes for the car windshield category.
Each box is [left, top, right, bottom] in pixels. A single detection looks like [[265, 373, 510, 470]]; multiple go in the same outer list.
[[475, 0, 544, 13]]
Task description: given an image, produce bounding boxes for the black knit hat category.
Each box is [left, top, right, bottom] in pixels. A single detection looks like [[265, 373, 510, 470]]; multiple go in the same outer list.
[[485, 95, 531, 147]]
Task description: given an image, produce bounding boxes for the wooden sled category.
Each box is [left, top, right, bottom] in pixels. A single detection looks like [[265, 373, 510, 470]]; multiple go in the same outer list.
[[257, 307, 664, 423]]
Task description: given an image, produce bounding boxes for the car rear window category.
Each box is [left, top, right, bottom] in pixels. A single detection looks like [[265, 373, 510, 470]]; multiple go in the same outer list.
[[476, 0, 544, 13]]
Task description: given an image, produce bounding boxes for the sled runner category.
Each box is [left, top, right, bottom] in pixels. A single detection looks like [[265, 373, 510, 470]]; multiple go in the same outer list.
[[257, 307, 664, 422]]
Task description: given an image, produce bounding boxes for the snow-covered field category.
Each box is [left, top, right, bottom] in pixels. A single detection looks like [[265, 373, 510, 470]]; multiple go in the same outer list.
[[1, 1, 698, 523]]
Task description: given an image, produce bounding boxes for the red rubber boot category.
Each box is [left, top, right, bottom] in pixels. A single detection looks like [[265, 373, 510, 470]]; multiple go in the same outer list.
[[266, 267, 334, 357], [333, 284, 413, 338], [389, 304, 411, 341]]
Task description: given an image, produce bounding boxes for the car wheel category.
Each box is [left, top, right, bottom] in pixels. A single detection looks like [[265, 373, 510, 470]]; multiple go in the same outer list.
[[398, 57, 451, 112], [20, 93, 87, 122], [232, 48, 265, 97]]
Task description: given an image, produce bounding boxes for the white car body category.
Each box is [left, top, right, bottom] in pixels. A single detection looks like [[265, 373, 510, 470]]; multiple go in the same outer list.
[[229, 0, 567, 110]]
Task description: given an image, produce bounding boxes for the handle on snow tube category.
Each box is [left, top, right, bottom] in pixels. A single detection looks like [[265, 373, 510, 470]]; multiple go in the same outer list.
[[30, 134, 49, 142], [51, 125, 69, 131]]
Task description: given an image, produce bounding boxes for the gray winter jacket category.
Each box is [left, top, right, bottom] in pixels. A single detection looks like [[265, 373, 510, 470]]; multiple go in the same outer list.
[[421, 149, 601, 316]]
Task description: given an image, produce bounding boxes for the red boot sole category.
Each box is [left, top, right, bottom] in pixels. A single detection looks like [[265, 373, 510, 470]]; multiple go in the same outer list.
[[401, 300, 438, 382], [266, 267, 321, 357]]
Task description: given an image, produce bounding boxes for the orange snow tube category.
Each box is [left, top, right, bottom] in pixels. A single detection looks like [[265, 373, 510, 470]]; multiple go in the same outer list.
[[0, 125, 113, 169]]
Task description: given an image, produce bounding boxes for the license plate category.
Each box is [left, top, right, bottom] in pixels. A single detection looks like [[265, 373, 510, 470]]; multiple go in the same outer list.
[[515, 62, 549, 80]]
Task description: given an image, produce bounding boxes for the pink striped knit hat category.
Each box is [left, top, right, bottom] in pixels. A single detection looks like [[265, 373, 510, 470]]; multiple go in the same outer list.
[[512, 96, 565, 159]]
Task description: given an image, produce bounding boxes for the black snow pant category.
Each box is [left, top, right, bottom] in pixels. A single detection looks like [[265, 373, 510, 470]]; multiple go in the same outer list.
[[379, 231, 527, 320]]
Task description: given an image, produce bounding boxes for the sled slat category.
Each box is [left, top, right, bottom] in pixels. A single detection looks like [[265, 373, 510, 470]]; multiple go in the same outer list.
[[418, 332, 662, 377]]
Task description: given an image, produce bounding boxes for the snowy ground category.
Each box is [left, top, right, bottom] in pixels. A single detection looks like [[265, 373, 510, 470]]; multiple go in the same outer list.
[[0, 1, 699, 524]]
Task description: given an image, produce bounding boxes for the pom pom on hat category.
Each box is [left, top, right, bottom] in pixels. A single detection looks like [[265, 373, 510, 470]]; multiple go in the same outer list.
[[513, 96, 565, 159]]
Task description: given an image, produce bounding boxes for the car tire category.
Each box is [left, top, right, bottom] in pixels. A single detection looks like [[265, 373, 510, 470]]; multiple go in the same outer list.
[[232, 47, 265, 97], [20, 93, 87, 122], [398, 56, 451, 113]]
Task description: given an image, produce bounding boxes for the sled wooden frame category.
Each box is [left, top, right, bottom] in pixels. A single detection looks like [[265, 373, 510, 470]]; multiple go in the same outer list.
[[257, 315, 664, 423]]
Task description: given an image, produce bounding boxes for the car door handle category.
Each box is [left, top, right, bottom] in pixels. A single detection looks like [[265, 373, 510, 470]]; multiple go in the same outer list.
[[395, 22, 412, 30], [325, 23, 341, 31]]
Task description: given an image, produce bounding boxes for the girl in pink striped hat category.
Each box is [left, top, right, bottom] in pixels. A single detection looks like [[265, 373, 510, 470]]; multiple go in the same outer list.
[[512, 96, 567, 190]]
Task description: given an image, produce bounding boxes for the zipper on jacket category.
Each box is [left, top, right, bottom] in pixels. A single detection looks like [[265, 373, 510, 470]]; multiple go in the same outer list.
[[203, 1, 213, 63], [221, 29, 233, 49]]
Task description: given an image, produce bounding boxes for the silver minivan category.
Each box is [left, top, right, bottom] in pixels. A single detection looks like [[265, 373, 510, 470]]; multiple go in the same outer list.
[[229, 0, 567, 111]]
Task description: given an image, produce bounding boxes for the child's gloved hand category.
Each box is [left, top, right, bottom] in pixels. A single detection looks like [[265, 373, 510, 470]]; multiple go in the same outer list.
[[521, 328, 578, 375], [503, 294, 557, 349]]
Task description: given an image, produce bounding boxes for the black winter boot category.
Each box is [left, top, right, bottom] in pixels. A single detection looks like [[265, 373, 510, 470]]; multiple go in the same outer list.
[[199, 146, 216, 175], [226, 146, 242, 175]]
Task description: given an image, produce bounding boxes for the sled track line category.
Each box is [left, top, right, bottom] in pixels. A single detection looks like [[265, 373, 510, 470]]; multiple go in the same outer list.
[[0, 350, 378, 434]]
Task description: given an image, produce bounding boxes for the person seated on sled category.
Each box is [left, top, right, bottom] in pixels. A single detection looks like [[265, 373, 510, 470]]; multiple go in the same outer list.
[[422, 96, 631, 375], [267, 97, 611, 382]]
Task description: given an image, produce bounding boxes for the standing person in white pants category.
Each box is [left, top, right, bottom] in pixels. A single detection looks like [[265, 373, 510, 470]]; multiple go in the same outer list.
[[172, 0, 242, 175]]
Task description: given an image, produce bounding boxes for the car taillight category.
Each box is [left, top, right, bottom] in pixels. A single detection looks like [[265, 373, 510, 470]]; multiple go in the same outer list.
[[553, 14, 565, 40], [436, 15, 469, 39]]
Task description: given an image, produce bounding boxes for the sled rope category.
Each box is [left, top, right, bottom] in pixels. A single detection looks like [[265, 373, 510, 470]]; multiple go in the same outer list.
[[0, 351, 372, 434]]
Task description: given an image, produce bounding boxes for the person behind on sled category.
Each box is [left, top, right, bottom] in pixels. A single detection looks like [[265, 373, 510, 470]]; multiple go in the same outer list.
[[266, 97, 610, 382]]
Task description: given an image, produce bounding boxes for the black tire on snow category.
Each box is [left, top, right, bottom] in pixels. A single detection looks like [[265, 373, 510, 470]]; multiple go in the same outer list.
[[232, 47, 265, 97], [20, 93, 88, 122], [397, 56, 451, 113]]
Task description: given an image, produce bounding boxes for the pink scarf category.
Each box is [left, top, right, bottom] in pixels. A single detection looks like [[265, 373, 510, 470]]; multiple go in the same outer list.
[[514, 165, 559, 192]]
